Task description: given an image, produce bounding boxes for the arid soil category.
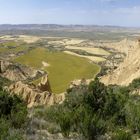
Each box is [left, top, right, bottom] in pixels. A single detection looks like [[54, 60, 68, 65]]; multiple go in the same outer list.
[[101, 39, 140, 86]]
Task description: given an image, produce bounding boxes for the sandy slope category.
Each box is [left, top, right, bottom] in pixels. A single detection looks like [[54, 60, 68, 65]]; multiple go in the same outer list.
[[101, 40, 140, 86]]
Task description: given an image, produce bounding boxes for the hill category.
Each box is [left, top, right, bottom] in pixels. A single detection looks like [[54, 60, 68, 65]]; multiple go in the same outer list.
[[101, 39, 140, 86]]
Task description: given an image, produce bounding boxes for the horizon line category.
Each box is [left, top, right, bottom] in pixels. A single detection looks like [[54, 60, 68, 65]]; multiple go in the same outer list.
[[0, 24, 140, 28]]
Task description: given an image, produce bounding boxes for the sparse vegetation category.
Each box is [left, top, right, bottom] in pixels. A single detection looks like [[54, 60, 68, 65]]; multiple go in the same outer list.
[[0, 77, 27, 139], [34, 77, 140, 140], [0, 41, 29, 54], [0, 94, 27, 139], [0, 31, 140, 140]]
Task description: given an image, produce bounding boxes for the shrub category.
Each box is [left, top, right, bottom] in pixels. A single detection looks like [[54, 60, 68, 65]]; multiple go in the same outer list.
[[0, 88, 27, 138], [45, 77, 140, 139], [58, 111, 72, 137], [0, 118, 10, 139], [112, 129, 132, 140], [125, 101, 140, 134]]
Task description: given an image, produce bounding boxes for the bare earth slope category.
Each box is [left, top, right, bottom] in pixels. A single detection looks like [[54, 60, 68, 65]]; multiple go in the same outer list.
[[101, 39, 140, 86], [4, 74, 65, 108], [0, 60, 65, 107]]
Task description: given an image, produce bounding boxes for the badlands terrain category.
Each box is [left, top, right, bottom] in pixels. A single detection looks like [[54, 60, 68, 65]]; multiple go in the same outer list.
[[0, 25, 140, 106], [1, 25, 140, 139]]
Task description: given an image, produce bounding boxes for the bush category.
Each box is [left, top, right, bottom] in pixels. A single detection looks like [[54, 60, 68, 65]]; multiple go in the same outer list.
[[58, 110, 72, 137], [0, 118, 24, 140], [125, 101, 140, 134], [0, 118, 10, 139], [0, 90, 27, 128], [87, 77, 107, 114], [45, 77, 140, 139], [129, 78, 140, 90], [0, 76, 11, 88], [112, 129, 132, 140], [82, 114, 106, 140], [45, 78, 107, 139], [103, 86, 129, 126], [0, 88, 27, 138]]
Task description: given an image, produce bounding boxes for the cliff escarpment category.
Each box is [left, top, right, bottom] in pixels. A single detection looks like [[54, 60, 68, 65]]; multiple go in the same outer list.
[[101, 39, 140, 86]]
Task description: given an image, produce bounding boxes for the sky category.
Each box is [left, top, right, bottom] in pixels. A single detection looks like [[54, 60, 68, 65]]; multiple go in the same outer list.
[[0, 0, 140, 27]]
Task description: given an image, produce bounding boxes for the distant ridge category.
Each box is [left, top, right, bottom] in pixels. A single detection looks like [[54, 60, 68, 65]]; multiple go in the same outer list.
[[0, 24, 139, 31]]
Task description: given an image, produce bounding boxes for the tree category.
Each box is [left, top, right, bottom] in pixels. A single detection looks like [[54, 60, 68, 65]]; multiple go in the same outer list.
[[85, 77, 107, 114]]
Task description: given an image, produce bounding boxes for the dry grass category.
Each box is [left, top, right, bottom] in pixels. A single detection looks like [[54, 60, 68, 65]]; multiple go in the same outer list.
[[65, 46, 110, 56], [64, 51, 106, 63]]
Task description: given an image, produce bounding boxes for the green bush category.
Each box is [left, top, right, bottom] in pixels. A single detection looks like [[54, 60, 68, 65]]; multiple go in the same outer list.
[[0, 118, 10, 139], [0, 88, 27, 138], [103, 86, 129, 126], [125, 101, 140, 134], [0, 90, 27, 128], [45, 77, 140, 139], [0, 118, 24, 140], [58, 111, 72, 137], [129, 78, 140, 90], [112, 129, 132, 140], [87, 77, 107, 114], [0, 76, 11, 88]]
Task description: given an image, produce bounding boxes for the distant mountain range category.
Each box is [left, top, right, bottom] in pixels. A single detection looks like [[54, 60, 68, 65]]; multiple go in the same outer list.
[[0, 24, 140, 40], [0, 24, 139, 31]]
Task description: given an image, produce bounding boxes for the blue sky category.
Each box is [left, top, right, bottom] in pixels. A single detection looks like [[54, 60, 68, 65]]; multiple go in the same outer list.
[[0, 0, 140, 27]]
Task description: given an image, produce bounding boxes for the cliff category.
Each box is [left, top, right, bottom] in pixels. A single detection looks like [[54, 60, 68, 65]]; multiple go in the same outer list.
[[101, 39, 140, 86], [6, 75, 65, 108]]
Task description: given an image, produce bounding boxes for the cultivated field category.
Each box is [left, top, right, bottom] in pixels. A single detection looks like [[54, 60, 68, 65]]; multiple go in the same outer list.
[[0, 41, 29, 53], [65, 46, 110, 56], [14, 47, 100, 93], [64, 51, 106, 62]]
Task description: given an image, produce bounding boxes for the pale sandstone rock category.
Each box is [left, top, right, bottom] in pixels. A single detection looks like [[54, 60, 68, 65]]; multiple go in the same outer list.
[[101, 40, 140, 86], [0, 60, 41, 81], [7, 75, 65, 108], [38, 75, 52, 93], [0, 60, 11, 73]]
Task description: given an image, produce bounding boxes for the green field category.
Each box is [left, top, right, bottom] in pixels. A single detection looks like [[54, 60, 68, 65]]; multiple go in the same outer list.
[[0, 41, 29, 53], [14, 47, 100, 93]]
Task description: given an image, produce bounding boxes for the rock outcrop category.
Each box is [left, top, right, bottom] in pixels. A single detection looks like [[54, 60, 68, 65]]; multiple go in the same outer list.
[[38, 75, 52, 93], [70, 78, 90, 88], [0, 60, 42, 81], [0, 60, 11, 73], [101, 39, 140, 86], [6, 75, 65, 108], [0, 60, 65, 107], [7, 81, 53, 107]]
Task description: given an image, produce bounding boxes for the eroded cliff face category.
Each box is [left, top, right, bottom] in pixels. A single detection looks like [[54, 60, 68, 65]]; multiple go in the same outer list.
[[0, 60, 40, 81], [0, 60, 65, 107], [6, 75, 65, 108], [0, 60, 10, 73], [38, 75, 52, 93], [7, 80, 53, 107], [101, 39, 140, 86]]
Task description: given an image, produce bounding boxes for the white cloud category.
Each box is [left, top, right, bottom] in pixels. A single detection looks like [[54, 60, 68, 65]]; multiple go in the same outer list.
[[114, 6, 140, 14], [100, 0, 126, 2]]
